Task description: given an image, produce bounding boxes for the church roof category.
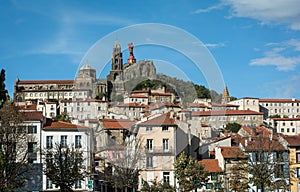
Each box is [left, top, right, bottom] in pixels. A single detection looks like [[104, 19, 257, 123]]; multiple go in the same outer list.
[[80, 64, 94, 70]]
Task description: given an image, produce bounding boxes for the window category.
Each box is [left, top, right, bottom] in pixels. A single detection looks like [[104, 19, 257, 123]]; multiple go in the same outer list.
[[162, 126, 169, 131], [61, 135, 67, 148], [281, 128, 284, 133], [146, 156, 153, 167], [75, 135, 82, 148], [147, 139, 153, 151], [146, 126, 152, 131], [163, 139, 169, 151], [46, 177, 53, 189], [283, 122, 286, 126], [211, 173, 216, 180], [28, 142, 37, 163], [98, 106, 101, 111], [28, 142, 37, 153], [46, 136, 53, 149], [75, 180, 82, 189], [28, 126, 37, 134], [287, 128, 290, 133], [206, 183, 213, 189], [163, 172, 170, 184], [296, 148, 300, 163], [296, 168, 300, 178]]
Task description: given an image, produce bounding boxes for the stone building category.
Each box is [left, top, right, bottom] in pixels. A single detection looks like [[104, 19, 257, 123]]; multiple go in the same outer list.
[[14, 40, 157, 105]]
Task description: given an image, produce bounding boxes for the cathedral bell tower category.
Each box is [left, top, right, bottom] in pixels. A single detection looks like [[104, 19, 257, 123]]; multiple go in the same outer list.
[[112, 39, 123, 71]]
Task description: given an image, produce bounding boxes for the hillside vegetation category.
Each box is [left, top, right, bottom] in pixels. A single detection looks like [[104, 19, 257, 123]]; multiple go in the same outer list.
[[124, 74, 231, 104]]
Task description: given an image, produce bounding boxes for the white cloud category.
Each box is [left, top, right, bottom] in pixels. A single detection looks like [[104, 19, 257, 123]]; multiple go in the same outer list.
[[224, 0, 300, 30], [250, 39, 300, 71], [204, 42, 226, 48], [193, 0, 300, 30], [192, 3, 225, 14], [262, 73, 300, 98]]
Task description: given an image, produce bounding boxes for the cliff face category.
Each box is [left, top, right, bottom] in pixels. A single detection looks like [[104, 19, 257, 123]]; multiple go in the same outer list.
[[123, 60, 156, 81]]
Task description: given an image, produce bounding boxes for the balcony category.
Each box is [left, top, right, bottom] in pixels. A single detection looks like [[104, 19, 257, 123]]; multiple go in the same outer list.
[[145, 147, 175, 155]]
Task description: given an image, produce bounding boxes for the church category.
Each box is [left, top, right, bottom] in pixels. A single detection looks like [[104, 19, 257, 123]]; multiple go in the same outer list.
[[14, 40, 156, 103]]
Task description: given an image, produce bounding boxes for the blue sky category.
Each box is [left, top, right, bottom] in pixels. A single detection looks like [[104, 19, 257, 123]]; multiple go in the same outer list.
[[1, 0, 300, 99]]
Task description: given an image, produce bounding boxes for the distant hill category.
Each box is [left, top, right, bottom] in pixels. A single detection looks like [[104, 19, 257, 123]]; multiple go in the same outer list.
[[124, 73, 232, 104]]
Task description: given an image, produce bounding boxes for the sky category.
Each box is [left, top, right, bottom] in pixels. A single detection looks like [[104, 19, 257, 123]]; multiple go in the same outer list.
[[1, 0, 300, 100]]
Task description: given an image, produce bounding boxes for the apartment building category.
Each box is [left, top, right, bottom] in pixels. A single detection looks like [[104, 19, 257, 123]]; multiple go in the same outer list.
[[42, 120, 92, 191], [282, 135, 300, 192], [259, 98, 300, 118], [271, 118, 300, 135], [136, 112, 179, 188], [191, 110, 264, 129], [59, 98, 108, 120], [228, 97, 260, 112]]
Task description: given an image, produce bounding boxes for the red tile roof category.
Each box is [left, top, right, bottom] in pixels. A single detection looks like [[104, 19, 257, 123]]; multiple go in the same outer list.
[[116, 103, 147, 108], [129, 94, 148, 98], [132, 90, 149, 93], [242, 137, 285, 151], [151, 92, 172, 96], [199, 159, 223, 173], [139, 112, 176, 125], [211, 103, 239, 107], [100, 119, 133, 130], [259, 98, 300, 103], [18, 104, 37, 111], [44, 121, 89, 129], [18, 80, 74, 84], [24, 111, 44, 121], [149, 102, 181, 110], [283, 135, 300, 146], [192, 110, 263, 116], [188, 103, 209, 108], [220, 146, 247, 159], [273, 118, 300, 121]]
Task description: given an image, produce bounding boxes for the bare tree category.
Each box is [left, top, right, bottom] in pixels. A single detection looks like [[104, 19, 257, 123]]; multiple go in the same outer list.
[[102, 136, 144, 192], [240, 128, 289, 192], [0, 101, 29, 190]]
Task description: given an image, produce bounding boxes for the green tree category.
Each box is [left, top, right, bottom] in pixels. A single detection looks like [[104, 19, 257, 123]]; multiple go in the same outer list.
[[43, 143, 86, 192], [0, 69, 8, 108], [0, 101, 29, 191], [140, 177, 175, 192], [269, 114, 281, 118], [54, 112, 71, 122], [225, 122, 242, 133], [174, 153, 208, 191]]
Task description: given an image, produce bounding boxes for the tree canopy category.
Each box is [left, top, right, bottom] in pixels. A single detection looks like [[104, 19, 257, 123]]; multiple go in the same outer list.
[[225, 122, 242, 133], [43, 143, 86, 192], [0, 69, 9, 108], [174, 153, 208, 191], [0, 101, 29, 190]]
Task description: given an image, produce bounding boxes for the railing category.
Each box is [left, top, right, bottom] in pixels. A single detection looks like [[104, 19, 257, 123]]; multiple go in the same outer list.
[[145, 147, 175, 155]]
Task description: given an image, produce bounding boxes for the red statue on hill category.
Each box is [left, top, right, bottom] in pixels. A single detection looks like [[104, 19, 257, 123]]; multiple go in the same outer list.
[[127, 43, 136, 64]]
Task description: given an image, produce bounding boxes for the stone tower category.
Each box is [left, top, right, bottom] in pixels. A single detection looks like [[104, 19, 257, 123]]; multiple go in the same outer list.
[[107, 39, 125, 101], [221, 86, 230, 104]]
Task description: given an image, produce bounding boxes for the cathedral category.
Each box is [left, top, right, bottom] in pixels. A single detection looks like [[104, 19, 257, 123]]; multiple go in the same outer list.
[[14, 40, 156, 103]]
